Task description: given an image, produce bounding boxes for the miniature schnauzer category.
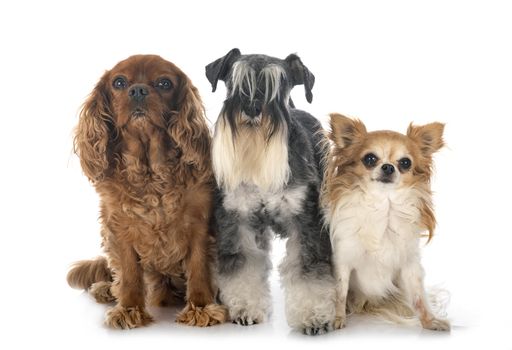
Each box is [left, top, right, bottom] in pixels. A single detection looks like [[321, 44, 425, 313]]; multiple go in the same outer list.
[[205, 48, 336, 335]]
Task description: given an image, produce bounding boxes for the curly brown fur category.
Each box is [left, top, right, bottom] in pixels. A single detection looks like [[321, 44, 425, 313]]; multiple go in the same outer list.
[[69, 55, 227, 329]]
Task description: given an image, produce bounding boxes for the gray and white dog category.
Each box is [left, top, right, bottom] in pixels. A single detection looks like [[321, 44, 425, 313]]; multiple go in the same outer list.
[[205, 49, 336, 335]]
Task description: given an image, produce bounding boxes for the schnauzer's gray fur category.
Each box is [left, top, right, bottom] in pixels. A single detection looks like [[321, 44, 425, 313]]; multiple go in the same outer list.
[[206, 49, 336, 335]]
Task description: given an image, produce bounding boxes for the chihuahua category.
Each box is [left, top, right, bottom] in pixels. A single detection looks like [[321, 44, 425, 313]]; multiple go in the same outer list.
[[323, 113, 450, 331]]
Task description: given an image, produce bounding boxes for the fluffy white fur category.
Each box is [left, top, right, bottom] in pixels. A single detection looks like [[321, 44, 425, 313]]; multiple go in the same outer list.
[[329, 182, 423, 296], [279, 230, 336, 335], [218, 184, 312, 325], [212, 117, 290, 192], [216, 223, 273, 325], [222, 184, 307, 216], [328, 181, 450, 331]]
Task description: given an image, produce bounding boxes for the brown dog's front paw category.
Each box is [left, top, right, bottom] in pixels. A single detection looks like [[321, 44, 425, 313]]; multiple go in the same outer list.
[[176, 302, 228, 327], [105, 305, 153, 329]]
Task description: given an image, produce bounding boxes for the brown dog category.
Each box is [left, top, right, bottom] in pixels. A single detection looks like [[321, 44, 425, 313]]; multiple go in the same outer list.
[[67, 55, 227, 329]]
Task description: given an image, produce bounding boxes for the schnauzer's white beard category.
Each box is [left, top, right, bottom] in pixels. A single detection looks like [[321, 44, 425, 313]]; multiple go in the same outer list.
[[212, 114, 290, 193]]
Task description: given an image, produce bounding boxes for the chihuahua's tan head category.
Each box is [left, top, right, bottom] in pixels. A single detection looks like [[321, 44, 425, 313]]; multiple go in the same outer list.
[[324, 113, 445, 242], [328, 113, 444, 188]]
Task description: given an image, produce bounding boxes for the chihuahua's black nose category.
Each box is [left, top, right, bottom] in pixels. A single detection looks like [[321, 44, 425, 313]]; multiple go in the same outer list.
[[381, 164, 395, 175], [129, 84, 149, 102], [243, 101, 262, 118]]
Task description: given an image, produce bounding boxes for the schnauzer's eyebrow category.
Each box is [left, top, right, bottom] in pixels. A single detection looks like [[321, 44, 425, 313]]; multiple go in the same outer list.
[[260, 64, 286, 103], [231, 61, 287, 103], [230, 61, 257, 100]]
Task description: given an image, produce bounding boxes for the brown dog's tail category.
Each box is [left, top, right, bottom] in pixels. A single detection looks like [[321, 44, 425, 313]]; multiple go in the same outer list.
[[67, 257, 112, 290]]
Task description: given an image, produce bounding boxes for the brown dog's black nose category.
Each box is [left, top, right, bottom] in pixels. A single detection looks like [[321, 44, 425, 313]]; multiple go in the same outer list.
[[381, 163, 395, 175], [129, 84, 149, 102]]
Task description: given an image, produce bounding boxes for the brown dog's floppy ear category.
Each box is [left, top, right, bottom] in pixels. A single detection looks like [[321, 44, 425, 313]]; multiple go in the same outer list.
[[407, 122, 445, 157], [285, 53, 315, 103], [168, 75, 211, 171], [205, 48, 241, 92], [329, 113, 367, 149], [74, 72, 115, 182]]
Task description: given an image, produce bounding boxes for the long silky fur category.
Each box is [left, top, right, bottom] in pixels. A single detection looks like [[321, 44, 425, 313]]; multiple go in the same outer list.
[[323, 113, 449, 330], [69, 55, 227, 329], [213, 60, 291, 192], [212, 114, 289, 192]]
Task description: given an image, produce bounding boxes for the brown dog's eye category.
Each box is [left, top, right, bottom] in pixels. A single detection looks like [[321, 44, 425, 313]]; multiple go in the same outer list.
[[398, 157, 412, 171], [113, 76, 127, 89], [362, 153, 378, 168], [156, 78, 173, 90]]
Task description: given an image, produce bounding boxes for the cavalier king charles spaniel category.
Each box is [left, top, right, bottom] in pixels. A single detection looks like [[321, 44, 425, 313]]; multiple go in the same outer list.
[[67, 55, 227, 329]]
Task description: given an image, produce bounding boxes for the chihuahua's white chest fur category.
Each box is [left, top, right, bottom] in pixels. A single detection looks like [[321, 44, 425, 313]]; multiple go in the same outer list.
[[329, 183, 423, 299]]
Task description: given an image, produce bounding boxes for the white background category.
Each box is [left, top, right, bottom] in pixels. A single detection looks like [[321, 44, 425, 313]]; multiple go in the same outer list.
[[1, 0, 511, 349]]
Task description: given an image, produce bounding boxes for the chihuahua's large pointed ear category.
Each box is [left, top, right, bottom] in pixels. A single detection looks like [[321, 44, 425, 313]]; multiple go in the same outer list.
[[285, 53, 315, 103], [205, 48, 241, 92], [407, 122, 445, 157], [329, 113, 367, 149]]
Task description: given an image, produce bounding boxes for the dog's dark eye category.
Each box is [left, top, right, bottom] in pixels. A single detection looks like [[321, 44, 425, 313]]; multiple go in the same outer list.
[[398, 157, 412, 171], [156, 78, 173, 90], [362, 153, 378, 168], [113, 76, 127, 89]]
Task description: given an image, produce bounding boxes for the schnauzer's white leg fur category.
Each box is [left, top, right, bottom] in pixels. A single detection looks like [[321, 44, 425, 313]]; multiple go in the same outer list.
[[400, 263, 450, 331], [217, 225, 272, 326], [279, 232, 336, 335]]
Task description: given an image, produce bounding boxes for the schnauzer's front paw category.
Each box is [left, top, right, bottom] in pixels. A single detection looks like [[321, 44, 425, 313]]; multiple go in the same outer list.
[[232, 315, 259, 326], [302, 322, 333, 336], [422, 318, 451, 332], [90, 281, 115, 304], [230, 308, 268, 326], [176, 302, 228, 327], [105, 305, 153, 329], [334, 315, 346, 330]]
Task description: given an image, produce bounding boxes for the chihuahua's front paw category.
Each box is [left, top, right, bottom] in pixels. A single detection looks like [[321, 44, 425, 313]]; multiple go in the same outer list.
[[422, 318, 451, 332], [334, 315, 346, 330]]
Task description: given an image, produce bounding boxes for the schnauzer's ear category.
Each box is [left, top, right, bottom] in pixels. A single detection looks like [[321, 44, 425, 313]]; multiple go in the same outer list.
[[205, 48, 241, 92], [285, 54, 315, 103]]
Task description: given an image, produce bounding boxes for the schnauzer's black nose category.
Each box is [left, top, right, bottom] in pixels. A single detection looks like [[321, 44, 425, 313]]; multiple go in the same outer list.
[[129, 84, 149, 102], [381, 164, 395, 175], [243, 102, 262, 118]]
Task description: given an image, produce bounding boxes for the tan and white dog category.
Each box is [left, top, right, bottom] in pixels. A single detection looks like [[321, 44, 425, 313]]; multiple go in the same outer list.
[[323, 113, 450, 331]]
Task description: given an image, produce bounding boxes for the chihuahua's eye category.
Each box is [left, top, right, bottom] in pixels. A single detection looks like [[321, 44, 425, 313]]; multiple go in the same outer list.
[[113, 76, 127, 89], [156, 78, 173, 90], [398, 157, 412, 171], [362, 153, 378, 168]]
